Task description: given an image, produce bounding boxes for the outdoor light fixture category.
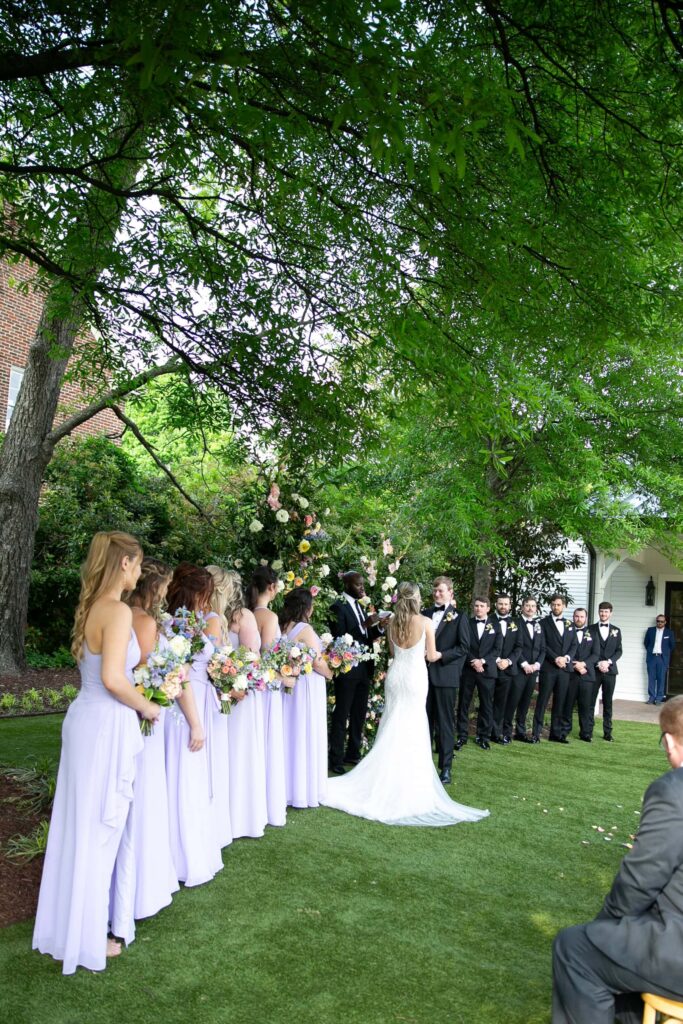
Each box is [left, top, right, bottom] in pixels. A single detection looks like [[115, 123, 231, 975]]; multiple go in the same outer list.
[[645, 576, 656, 606]]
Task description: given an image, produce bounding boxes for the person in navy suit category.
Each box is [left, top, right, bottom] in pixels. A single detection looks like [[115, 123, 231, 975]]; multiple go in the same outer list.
[[644, 613, 676, 705]]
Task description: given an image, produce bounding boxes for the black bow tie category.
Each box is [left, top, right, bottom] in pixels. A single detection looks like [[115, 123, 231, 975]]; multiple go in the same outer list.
[[434, 605, 446, 611], [554, 617, 564, 622], [476, 618, 486, 623], [498, 615, 510, 621], [525, 619, 535, 624]]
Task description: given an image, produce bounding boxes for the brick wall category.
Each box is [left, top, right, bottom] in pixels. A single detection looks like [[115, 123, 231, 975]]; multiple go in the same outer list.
[[0, 260, 121, 437]]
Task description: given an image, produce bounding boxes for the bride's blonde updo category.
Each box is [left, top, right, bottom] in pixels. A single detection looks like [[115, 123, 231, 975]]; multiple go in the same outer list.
[[391, 581, 422, 645], [71, 531, 143, 661]]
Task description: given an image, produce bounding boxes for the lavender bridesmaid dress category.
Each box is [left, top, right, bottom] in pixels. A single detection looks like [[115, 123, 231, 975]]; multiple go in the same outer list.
[[261, 620, 287, 828], [164, 633, 224, 886], [109, 633, 179, 943], [32, 634, 144, 974], [282, 623, 328, 808], [226, 628, 268, 838], [205, 612, 233, 850]]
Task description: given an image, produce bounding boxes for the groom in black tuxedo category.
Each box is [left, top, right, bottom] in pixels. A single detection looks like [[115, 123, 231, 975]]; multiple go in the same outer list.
[[424, 575, 470, 784], [328, 571, 381, 774]]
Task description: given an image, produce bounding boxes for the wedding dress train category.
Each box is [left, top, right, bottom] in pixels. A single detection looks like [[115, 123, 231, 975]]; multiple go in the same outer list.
[[322, 632, 489, 826]]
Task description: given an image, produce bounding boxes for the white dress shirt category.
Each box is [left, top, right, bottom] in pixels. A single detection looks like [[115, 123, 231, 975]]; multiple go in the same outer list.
[[653, 627, 664, 655]]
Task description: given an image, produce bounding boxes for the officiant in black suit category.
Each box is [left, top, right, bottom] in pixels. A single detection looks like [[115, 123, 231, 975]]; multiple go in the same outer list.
[[552, 696, 683, 1024], [423, 576, 470, 784], [328, 571, 381, 774], [455, 597, 503, 751], [533, 594, 578, 744]]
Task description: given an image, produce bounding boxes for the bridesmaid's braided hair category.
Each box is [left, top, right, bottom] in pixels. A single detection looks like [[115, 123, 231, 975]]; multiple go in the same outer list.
[[391, 581, 421, 646], [71, 531, 143, 661], [126, 557, 172, 623]]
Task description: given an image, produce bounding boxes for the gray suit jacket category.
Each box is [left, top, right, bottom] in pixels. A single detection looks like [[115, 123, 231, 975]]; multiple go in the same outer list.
[[585, 767, 683, 988]]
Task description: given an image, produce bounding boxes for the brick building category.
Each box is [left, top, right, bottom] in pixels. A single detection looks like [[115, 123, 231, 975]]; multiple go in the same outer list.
[[0, 258, 119, 436]]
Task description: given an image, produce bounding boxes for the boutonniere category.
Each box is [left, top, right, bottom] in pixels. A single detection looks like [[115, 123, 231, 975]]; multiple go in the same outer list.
[[565, 620, 574, 630], [584, 633, 592, 642], [534, 623, 541, 634], [445, 611, 456, 622], [485, 623, 495, 634], [610, 628, 619, 638], [508, 622, 518, 632]]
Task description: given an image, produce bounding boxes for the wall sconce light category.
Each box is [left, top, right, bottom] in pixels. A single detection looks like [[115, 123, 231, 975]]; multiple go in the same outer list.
[[645, 576, 656, 606]]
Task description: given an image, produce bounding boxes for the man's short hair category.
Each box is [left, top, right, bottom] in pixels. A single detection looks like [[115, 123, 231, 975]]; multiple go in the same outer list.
[[660, 697, 683, 741], [550, 593, 566, 604], [574, 607, 588, 615], [521, 595, 537, 606], [496, 592, 511, 601], [432, 575, 453, 590], [599, 601, 613, 611], [473, 596, 490, 606]]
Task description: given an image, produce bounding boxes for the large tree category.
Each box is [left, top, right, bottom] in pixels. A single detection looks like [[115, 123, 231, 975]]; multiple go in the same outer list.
[[1, 1, 682, 670]]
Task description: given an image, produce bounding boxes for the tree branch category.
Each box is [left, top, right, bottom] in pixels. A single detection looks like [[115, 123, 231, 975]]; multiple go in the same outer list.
[[110, 404, 213, 522]]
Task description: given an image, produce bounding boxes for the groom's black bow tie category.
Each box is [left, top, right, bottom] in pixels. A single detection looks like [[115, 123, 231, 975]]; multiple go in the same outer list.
[[434, 604, 446, 611]]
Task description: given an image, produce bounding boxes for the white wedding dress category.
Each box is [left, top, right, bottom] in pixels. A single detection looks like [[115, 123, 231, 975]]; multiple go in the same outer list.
[[322, 631, 489, 827]]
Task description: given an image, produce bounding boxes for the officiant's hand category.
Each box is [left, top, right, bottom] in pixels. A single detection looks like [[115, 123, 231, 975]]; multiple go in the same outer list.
[[366, 612, 380, 626]]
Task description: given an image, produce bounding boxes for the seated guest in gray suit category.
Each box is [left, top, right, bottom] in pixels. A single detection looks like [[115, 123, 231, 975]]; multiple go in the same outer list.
[[552, 696, 683, 1024]]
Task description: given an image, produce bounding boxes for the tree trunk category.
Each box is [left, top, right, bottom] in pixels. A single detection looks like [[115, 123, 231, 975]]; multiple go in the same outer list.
[[473, 559, 493, 602], [0, 123, 145, 672], [0, 303, 83, 671]]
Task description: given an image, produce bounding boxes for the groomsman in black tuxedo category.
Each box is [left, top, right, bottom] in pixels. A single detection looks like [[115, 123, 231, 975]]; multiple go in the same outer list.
[[590, 601, 623, 742], [328, 571, 381, 774], [455, 597, 503, 751], [533, 594, 578, 743], [503, 595, 545, 743], [490, 593, 523, 745], [569, 608, 600, 741], [423, 576, 470, 784]]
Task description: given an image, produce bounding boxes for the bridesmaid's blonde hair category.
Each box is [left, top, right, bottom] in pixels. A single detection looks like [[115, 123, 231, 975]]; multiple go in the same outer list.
[[206, 566, 244, 638], [391, 581, 421, 645], [71, 531, 143, 660]]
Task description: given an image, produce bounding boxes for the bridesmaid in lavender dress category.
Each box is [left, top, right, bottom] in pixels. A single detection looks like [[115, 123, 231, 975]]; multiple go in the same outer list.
[[109, 558, 179, 940], [280, 587, 333, 808], [212, 568, 268, 839], [248, 565, 288, 829], [164, 564, 224, 886], [33, 531, 160, 974]]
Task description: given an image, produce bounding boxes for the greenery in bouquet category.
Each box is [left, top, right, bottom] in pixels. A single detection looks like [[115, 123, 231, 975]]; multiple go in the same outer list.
[[261, 637, 315, 694], [319, 631, 375, 676], [133, 643, 190, 735], [161, 607, 209, 657], [207, 644, 266, 714]]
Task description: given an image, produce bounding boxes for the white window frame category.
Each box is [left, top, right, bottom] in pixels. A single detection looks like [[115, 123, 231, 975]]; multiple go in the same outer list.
[[6, 366, 25, 429]]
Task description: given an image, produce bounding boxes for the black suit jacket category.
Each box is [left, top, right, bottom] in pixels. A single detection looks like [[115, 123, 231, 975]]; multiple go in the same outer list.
[[329, 597, 378, 685], [465, 617, 503, 679], [584, 767, 683, 989], [590, 622, 623, 675], [517, 617, 546, 669], [492, 615, 523, 678], [423, 604, 470, 688], [541, 614, 578, 667], [572, 626, 600, 682]]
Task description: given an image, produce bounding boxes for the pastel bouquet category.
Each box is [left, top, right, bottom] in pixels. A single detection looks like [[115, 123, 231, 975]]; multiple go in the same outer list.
[[320, 632, 374, 676], [161, 607, 209, 657], [133, 640, 190, 735], [207, 644, 265, 714], [261, 637, 316, 694]]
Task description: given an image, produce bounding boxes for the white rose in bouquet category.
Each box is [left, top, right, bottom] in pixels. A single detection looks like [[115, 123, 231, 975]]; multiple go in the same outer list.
[[290, 646, 301, 658], [320, 632, 333, 646], [234, 673, 249, 691], [342, 633, 353, 644], [133, 665, 151, 686], [168, 635, 192, 660]]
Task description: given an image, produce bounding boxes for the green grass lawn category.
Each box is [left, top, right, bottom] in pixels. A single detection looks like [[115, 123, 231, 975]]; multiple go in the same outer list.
[[0, 715, 663, 1024]]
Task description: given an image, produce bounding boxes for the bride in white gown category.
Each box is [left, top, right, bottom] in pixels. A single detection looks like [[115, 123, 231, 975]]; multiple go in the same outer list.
[[322, 583, 489, 827]]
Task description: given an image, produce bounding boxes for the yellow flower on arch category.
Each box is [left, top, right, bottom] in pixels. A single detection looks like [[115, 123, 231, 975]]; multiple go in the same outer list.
[[298, 540, 311, 553]]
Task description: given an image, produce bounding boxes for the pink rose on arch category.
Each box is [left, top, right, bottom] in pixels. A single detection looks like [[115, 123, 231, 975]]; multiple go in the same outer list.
[[310, 585, 320, 597], [304, 514, 314, 527], [382, 537, 394, 556], [267, 483, 281, 510]]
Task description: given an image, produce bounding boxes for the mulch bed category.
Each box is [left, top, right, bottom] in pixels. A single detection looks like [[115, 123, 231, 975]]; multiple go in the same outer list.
[[0, 667, 79, 698], [0, 776, 44, 927]]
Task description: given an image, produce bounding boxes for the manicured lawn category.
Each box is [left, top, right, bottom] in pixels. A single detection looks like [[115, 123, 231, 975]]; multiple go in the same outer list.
[[0, 715, 662, 1024]]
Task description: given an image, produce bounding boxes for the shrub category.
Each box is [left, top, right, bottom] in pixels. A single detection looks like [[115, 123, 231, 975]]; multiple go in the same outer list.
[[1, 759, 57, 815], [41, 688, 64, 708], [4, 820, 50, 861], [25, 646, 75, 670], [0, 692, 17, 712], [61, 684, 78, 702], [20, 688, 44, 713]]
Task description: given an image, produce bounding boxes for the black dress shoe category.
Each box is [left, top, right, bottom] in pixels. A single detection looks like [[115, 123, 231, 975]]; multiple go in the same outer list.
[[454, 738, 467, 751], [439, 769, 452, 784], [579, 735, 592, 743], [549, 736, 570, 744], [329, 764, 346, 775], [530, 736, 540, 744], [343, 758, 360, 766], [474, 736, 490, 751], [493, 737, 505, 745], [514, 734, 533, 743], [603, 735, 614, 742], [502, 736, 511, 745]]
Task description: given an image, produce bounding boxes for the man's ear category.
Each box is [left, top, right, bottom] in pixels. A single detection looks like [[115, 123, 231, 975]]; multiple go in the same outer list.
[[664, 733, 676, 756]]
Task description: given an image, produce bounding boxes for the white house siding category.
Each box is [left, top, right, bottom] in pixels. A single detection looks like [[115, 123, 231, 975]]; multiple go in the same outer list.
[[555, 542, 590, 611], [603, 561, 651, 701]]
